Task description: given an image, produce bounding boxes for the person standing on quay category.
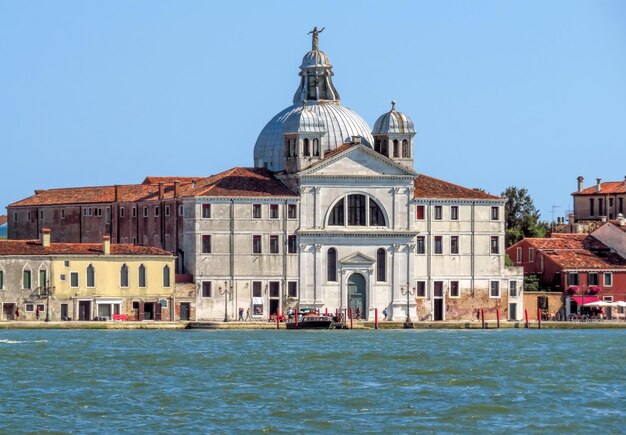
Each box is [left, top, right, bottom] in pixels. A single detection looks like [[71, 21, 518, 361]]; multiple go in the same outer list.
[[245, 308, 250, 322], [238, 307, 244, 322], [36, 306, 40, 320]]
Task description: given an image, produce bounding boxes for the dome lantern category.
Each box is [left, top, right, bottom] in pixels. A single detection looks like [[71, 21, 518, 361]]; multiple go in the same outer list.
[[372, 101, 416, 170]]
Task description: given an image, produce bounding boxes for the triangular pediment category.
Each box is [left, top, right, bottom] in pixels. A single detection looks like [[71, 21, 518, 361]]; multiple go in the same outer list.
[[339, 252, 376, 265], [299, 144, 416, 177]]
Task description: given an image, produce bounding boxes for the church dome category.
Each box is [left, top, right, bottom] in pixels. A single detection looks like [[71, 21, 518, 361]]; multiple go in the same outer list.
[[373, 101, 416, 135], [253, 28, 373, 171], [284, 104, 326, 133]]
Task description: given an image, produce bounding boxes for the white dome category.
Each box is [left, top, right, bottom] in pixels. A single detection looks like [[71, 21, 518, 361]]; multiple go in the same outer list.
[[254, 102, 374, 171], [373, 102, 416, 135], [284, 105, 326, 133]]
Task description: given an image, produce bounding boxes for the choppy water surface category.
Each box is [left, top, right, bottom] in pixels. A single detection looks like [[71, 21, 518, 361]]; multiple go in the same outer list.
[[0, 329, 625, 433]]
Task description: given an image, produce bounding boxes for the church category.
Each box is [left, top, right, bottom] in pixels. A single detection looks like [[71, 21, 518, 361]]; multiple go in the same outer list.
[[6, 30, 523, 321]]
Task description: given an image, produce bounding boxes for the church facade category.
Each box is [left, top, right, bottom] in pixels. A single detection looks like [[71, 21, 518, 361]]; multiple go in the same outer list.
[[7, 31, 523, 321]]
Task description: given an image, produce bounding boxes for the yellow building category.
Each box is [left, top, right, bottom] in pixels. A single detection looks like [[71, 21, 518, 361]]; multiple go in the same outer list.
[[0, 229, 185, 321]]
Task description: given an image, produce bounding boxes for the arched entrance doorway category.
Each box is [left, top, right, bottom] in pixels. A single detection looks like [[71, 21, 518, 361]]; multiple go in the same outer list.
[[347, 273, 366, 320]]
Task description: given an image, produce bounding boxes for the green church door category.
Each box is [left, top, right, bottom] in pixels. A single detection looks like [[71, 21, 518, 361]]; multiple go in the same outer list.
[[347, 273, 366, 320]]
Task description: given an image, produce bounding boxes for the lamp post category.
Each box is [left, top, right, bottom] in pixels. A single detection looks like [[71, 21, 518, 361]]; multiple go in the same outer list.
[[401, 284, 415, 329], [219, 281, 232, 323], [43, 281, 55, 322]]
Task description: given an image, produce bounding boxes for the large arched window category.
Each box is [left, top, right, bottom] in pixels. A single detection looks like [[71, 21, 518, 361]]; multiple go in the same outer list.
[[86, 264, 95, 288], [138, 264, 146, 288], [327, 248, 337, 282], [377, 248, 386, 282], [393, 139, 399, 158], [303, 138, 310, 156], [120, 264, 129, 288], [402, 139, 409, 158], [163, 265, 171, 287], [329, 198, 345, 226], [328, 195, 387, 227], [313, 138, 320, 156]]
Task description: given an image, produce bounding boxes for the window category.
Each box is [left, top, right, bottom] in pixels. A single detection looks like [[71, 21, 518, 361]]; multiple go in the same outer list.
[[451, 206, 459, 221], [598, 198, 604, 216], [393, 139, 399, 157], [288, 281, 298, 298], [434, 281, 444, 297], [589, 198, 595, 216], [348, 194, 366, 226], [450, 236, 459, 254], [370, 200, 386, 226], [202, 204, 211, 218], [37, 304, 45, 312], [252, 235, 262, 254], [529, 248, 535, 262], [329, 198, 345, 225], [509, 281, 518, 297], [86, 264, 95, 288], [434, 236, 443, 254], [106, 207, 111, 224], [313, 138, 320, 156], [270, 204, 279, 219], [39, 210, 44, 220], [402, 139, 408, 158], [303, 138, 310, 156], [588, 272, 599, 286], [568, 272, 579, 286], [609, 198, 614, 208], [179, 205, 184, 217], [202, 281, 212, 298], [28, 211, 32, 220], [253, 204, 262, 219], [132, 237, 137, 245], [82, 209, 87, 217], [163, 265, 171, 287], [288, 204, 297, 219], [13, 212, 17, 221], [553, 272, 561, 287], [154, 206, 159, 217], [132, 207, 137, 218], [490, 236, 499, 254], [491, 207, 499, 220], [253, 281, 262, 297], [416, 281, 426, 297], [376, 248, 386, 282], [0, 270, 3, 289], [165, 205, 170, 217], [416, 237, 425, 254], [450, 281, 459, 298], [70, 271, 79, 288], [270, 235, 279, 253], [327, 248, 337, 282], [202, 235, 211, 254], [288, 235, 297, 253], [619, 198, 623, 214], [269, 282, 279, 298], [138, 264, 146, 288], [516, 247, 522, 263], [604, 272, 613, 287], [120, 264, 129, 287], [490, 281, 500, 298], [64, 261, 70, 267], [26, 304, 34, 312], [61, 209, 65, 219], [120, 207, 125, 218], [434, 206, 442, 220], [23, 270, 31, 289], [416, 205, 425, 220], [39, 269, 47, 289], [143, 206, 148, 217]]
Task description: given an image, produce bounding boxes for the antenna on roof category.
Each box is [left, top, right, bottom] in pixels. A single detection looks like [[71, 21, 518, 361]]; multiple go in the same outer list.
[[551, 205, 561, 224]]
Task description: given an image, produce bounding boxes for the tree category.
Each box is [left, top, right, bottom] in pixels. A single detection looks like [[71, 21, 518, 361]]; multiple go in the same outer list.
[[501, 186, 549, 246]]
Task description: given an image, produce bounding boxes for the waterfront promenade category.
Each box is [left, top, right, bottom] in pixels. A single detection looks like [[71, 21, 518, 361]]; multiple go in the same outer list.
[[2, 320, 625, 330]]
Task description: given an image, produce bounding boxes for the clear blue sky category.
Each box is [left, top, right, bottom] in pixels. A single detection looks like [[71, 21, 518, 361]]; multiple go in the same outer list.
[[1, 1, 625, 221]]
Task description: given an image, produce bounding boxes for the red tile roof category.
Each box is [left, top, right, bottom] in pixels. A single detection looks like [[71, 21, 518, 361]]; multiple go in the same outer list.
[[321, 142, 358, 160], [9, 168, 296, 207], [413, 174, 501, 200], [0, 240, 173, 256], [574, 181, 626, 195], [0, 215, 7, 226], [541, 249, 626, 270], [525, 234, 607, 250]]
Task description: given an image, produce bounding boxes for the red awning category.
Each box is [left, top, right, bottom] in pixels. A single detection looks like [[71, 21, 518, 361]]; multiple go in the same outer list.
[[588, 286, 601, 294], [571, 296, 600, 305]]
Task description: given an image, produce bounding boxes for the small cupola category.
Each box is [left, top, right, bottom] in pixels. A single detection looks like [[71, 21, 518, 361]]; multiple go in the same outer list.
[[372, 101, 416, 169], [283, 103, 327, 173]]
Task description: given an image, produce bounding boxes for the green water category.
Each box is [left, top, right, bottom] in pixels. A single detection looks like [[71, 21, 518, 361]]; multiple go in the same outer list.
[[0, 329, 624, 433]]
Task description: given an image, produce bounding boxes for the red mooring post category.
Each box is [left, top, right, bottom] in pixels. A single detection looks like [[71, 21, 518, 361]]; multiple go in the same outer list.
[[481, 308, 485, 329], [349, 308, 353, 329], [276, 308, 280, 329], [537, 308, 542, 330], [524, 309, 529, 328], [375, 308, 379, 330], [496, 309, 500, 328], [325, 307, 328, 316]]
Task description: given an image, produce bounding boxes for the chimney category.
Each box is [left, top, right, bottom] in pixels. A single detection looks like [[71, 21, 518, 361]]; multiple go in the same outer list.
[[568, 213, 575, 225], [192, 179, 196, 190], [596, 178, 601, 193], [103, 236, 111, 255], [174, 180, 180, 198], [40, 228, 51, 247], [114, 185, 120, 202], [577, 176, 584, 193], [158, 182, 165, 200]]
